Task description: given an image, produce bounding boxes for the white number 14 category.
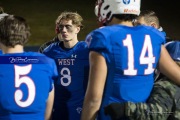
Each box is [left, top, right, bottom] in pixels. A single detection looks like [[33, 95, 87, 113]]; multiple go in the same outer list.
[[123, 34, 155, 75]]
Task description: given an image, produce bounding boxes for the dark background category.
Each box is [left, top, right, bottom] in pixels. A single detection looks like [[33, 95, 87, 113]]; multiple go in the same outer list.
[[1, 0, 180, 46], [141, 0, 180, 40]]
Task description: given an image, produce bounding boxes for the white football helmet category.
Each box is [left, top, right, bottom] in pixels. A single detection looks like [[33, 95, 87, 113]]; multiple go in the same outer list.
[[95, 0, 141, 24]]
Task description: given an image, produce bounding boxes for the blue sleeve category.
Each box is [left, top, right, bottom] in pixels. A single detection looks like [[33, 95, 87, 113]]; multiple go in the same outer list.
[[42, 42, 60, 57], [42, 43, 54, 54], [46, 57, 58, 92], [51, 59, 58, 81], [149, 26, 166, 45], [161, 31, 167, 44], [85, 30, 108, 58]]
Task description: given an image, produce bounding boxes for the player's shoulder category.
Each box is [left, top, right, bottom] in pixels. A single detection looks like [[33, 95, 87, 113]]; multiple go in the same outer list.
[[72, 41, 89, 53], [139, 25, 165, 39], [85, 27, 112, 51], [39, 36, 60, 53], [26, 52, 57, 76], [92, 26, 114, 35], [42, 41, 61, 53], [87, 26, 111, 44], [91, 25, 129, 39], [26, 51, 45, 56], [77, 41, 88, 48], [26, 52, 55, 63]]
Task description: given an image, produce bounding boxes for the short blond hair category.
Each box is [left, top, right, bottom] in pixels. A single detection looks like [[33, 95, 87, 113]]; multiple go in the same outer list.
[[56, 11, 83, 29]]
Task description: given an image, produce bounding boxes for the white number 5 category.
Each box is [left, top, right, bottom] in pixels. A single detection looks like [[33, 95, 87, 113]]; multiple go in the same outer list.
[[14, 64, 35, 107]]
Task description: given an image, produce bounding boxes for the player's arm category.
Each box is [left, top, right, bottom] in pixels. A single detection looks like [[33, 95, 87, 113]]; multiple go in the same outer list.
[[45, 85, 54, 120], [125, 80, 174, 120], [158, 45, 180, 85], [105, 80, 174, 120], [81, 51, 107, 120]]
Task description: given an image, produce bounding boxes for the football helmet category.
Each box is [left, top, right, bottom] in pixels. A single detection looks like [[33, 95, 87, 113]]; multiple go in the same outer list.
[[95, 0, 141, 24]]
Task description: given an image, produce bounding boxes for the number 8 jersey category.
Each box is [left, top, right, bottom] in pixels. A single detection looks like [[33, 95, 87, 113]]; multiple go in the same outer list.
[[86, 24, 165, 119], [42, 41, 89, 120]]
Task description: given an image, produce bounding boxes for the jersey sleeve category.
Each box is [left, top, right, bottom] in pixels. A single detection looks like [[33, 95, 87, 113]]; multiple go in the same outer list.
[[39, 37, 59, 53], [41, 42, 58, 58], [150, 26, 166, 45], [85, 30, 108, 58], [45, 57, 58, 92]]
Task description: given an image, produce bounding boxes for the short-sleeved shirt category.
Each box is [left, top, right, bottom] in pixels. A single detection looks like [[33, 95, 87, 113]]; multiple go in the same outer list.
[[43, 41, 89, 120]]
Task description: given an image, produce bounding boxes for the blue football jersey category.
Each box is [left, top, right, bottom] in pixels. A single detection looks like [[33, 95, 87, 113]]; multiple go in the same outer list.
[[0, 52, 58, 120], [0, 50, 2, 54], [43, 41, 89, 120], [86, 25, 165, 120]]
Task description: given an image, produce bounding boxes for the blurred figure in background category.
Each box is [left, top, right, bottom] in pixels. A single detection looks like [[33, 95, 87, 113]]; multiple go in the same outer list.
[[135, 10, 172, 43]]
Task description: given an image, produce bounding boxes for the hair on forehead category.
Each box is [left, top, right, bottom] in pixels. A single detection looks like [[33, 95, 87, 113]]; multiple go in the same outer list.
[[55, 11, 84, 29]]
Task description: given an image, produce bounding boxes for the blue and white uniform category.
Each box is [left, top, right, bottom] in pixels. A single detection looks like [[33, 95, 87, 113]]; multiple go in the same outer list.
[[0, 52, 58, 120], [43, 41, 89, 120], [86, 24, 165, 120]]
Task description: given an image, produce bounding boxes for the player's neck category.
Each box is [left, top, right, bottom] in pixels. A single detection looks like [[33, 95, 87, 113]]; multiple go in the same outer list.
[[63, 39, 78, 49], [1, 45, 24, 54], [109, 18, 133, 27]]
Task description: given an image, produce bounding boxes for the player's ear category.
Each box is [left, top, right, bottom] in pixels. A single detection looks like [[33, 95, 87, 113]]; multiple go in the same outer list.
[[150, 22, 158, 29], [75, 26, 80, 34]]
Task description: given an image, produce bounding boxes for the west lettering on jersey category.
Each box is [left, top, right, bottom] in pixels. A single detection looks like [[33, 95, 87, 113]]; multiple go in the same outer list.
[[58, 59, 75, 65]]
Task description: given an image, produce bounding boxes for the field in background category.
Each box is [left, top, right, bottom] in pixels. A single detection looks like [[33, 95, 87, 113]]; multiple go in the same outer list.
[[1, 0, 180, 47], [1, 0, 97, 46]]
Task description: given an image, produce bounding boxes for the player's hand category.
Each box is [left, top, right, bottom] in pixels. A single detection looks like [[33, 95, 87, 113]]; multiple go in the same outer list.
[[104, 103, 125, 120]]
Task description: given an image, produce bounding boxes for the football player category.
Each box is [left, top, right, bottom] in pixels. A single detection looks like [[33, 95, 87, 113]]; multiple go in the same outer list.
[[81, 0, 180, 120], [0, 15, 58, 120], [41, 11, 89, 120]]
